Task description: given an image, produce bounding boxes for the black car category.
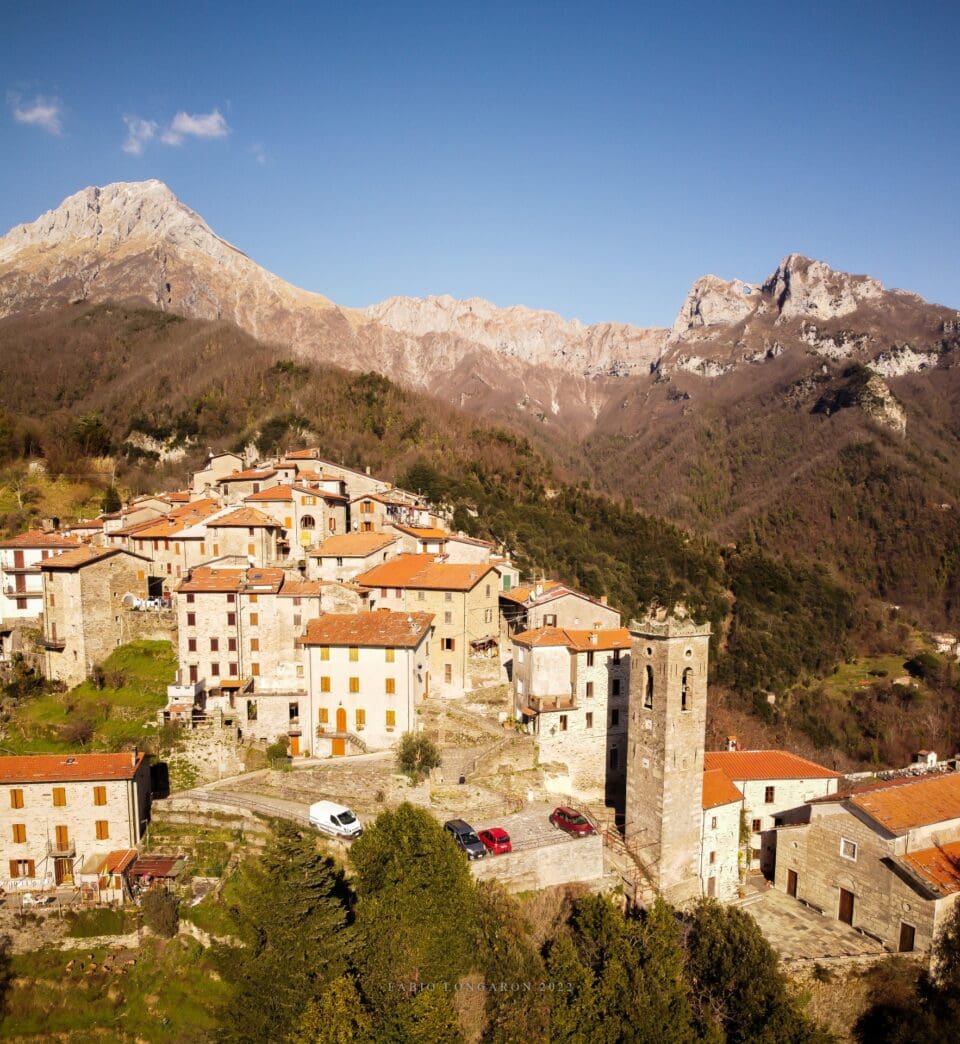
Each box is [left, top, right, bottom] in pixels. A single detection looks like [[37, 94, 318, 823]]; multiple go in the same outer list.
[[443, 818, 487, 859]]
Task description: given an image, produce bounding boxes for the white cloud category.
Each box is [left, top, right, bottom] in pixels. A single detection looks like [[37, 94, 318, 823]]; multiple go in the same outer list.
[[250, 142, 267, 166], [122, 116, 157, 156], [161, 108, 229, 146], [10, 93, 62, 135]]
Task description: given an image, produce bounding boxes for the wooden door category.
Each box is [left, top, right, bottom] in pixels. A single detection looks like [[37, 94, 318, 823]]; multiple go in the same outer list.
[[290, 735, 300, 757], [54, 857, 72, 885], [898, 922, 915, 953], [333, 708, 347, 756], [55, 825, 70, 851], [838, 888, 854, 925], [13, 550, 23, 569], [332, 738, 345, 756], [787, 869, 798, 898]]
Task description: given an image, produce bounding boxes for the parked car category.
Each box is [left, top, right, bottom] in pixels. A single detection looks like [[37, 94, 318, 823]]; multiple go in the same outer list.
[[478, 827, 512, 855], [309, 800, 363, 839], [549, 806, 595, 836], [444, 819, 487, 859]]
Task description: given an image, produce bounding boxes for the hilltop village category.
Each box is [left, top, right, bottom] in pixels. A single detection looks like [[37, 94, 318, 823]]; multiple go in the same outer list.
[[0, 446, 958, 967]]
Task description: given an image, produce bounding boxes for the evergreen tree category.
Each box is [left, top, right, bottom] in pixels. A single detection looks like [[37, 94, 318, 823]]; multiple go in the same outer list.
[[292, 978, 374, 1043]]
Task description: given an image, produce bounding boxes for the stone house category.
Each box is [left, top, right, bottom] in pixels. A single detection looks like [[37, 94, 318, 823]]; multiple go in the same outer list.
[[215, 467, 282, 504], [40, 547, 149, 688], [703, 750, 840, 876], [0, 530, 80, 624], [701, 769, 744, 901], [191, 451, 245, 496], [280, 452, 392, 498], [203, 507, 282, 566], [441, 533, 498, 565], [351, 493, 436, 532], [0, 751, 151, 889], [355, 555, 500, 697], [387, 524, 449, 556], [243, 483, 349, 557], [512, 626, 630, 800], [307, 532, 399, 582], [774, 772, 960, 953], [302, 610, 433, 756], [500, 581, 622, 656], [174, 566, 322, 692]]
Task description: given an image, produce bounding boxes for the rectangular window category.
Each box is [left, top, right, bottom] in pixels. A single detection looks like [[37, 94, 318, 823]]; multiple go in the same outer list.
[[95, 820, 110, 840], [385, 677, 396, 695], [711, 816, 717, 830], [227, 612, 237, 626], [559, 714, 568, 732], [187, 593, 196, 604], [709, 850, 716, 865], [318, 707, 329, 725], [585, 712, 593, 728], [320, 646, 329, 661], [293, 614, 301, 627], [380, 587, 388, 598], [247, 541, 257, 554], [385, 648, 395, 663], [249, 613, 259, 626], [52, 787, 66, 807], [752, 819, 761, 833], [249, 593, 258, 604], [349, 647, 359, 661], [250, 638, 260, 652], [444, 592, 452, 603], [355, 709, 366, 728], [586, 681, 594, 699], [93, 786, 107, 806], [229, 662, 238, 675], [12, 824, 26, 843], [394, 588, 402, 598], [211, 662, 220, 677], [611, 678, 621, 697], [48, 592, 55, 607], [213, 544, 219, 555], [443, 638, 455, 651], [293, 597, 301, 607], [228, 637, 237, 652], [349, 677, 360, 693], [444, 612, 452, 625], [840, 838, 858, 862], [10, 859, 35, 878], [289, 702, 299, 721], [610, 709, 620, 727], [251, 663, 260, 677], [210, 638, 219, 652], [226, 593, 236, 604], [187, 638, 197, 652], [544, 614, 557, 626], [418, 591, 425, 601], [320, 676, 330, 692], [764, 786, 775, 804], [186, 612, 196, 627], [10, 789, 23, 809], [444, 664, 452, 684], [386, 710, 396, 729], [586, 651, 595, 667]]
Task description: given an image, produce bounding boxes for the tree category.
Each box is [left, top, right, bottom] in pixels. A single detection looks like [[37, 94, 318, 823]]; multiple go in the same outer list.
[[395, 732, 441, 782], [293, 977, 374, 1043], [141, 888, 179, 938], [101, 485, 122, 514], [217, 821, 353, 1043]]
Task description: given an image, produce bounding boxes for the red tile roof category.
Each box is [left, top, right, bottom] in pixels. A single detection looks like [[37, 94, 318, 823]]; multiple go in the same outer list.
[[513, 626, 631, 652], [219, 468, 278, 482], [703, 750, 839, 781], [392, 525, 449, 539], [901, 841, 960, 895], [302, 610, 434, 648], [0, 529, 81, 550], [244, 484, 295, 502], [356, 554, 496, 592], [0, 752, 145, 783], [291, 483, 348, 501], [703, 768, 744, 809], [278, 579, 327, 598], [40, 547, 145, 571], [314, 532, 398, 557], [176, 566, 285, 594], [500, 580, 564, 605], [283, 448, 320, 460], [207, 507, 280, 528], [849, 772, 960, 834], [99, 849, 139, 874]]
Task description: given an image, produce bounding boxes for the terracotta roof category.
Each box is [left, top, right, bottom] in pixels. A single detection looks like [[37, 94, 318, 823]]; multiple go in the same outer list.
[[40, 547, 145, 571], [513, 626, 631, 652], [294, 470, 342, 483], [206, 507, 280, 528], [219, 468, 277, 482], [164, 491, 192, 503], [356, 554, 496, 591], [176, 566, 285, 594], [849, 772, 960, 834], [278, 578, 327, 597], [245, 484, 295, 503], [116, 499, 221, 539], [447, 534, 495, 548], [291, 483, 348, 502], [703, 768, 744, 809], [350, 492, 417, 507], [0, 752, 145, 783], [302, 610, 434, 647], [283, 448, 320, 460], [500, 580, 564, 605], [313, 532, 398, 557], [703, 750, 840, 781], [64, 519, 104, 531], [0, 529, 81, 549], [392, 525, 449, 540], [901, 841, 960, 895], [99, 849, 139, 874]]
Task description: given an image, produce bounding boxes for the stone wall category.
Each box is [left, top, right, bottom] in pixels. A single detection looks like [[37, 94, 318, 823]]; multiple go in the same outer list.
[[701, 800, 741, 900], [471, 835, 603, 892]]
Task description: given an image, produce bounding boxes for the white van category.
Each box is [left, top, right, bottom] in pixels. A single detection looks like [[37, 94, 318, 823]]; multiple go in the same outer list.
[[308, 800, 363, 839]]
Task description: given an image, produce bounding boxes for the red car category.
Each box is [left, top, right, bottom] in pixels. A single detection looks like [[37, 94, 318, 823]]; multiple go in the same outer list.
[[478, 827, 512, 855], [549, 806, 595, 836]]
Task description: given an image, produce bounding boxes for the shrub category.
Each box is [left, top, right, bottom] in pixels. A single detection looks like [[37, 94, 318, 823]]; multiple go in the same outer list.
[[395, 732, 441, 782], [141, 888, 179, 938]]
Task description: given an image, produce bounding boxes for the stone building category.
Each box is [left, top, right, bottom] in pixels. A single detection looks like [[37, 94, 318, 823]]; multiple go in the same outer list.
[[0, 752, 151, 889], [243, 483, 349, 555], [512, 626, 630, 800], [356, 555, 501, 697], [625, 613, 711, 905], [204, 507, 282, 565], [191, 451, 245, 496], [775, 771, 960, 953], [351, 493, 436, 532], [0, 530, 81, 623], [700, 769, 744, 901], [500, 581, 622, 656], [215, 467, 282, 504], [40, 547, 149, 688], [302, 610, 433, 755], [308, 532, 399, 582], [703, 750, 840, 876]]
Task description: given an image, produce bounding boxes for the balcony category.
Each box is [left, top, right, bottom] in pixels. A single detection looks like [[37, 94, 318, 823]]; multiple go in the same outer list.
[[37, 635, 66, 651], [46, 839, 76, 858], [525, 693, 577, 714]]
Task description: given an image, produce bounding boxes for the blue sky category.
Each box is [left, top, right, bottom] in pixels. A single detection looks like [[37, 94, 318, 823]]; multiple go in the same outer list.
[[2, 1, 958, 326]]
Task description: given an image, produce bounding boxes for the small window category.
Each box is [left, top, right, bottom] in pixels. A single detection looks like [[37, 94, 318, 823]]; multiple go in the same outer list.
[[186, 593, 195, 604], [226, 593, 236, 604], [251, 663, 260, 677], [349, 647, 359, 661], [93, 786, 107, 806], [210, 663, 220, 677], [227, 612, 236, 626], [610, 678, 621, 697], [417, 590, 425, 601], [386, 710, 396, 729], [709, 850, 716, 865], [249, 593, 258, 604], [840, 838, 858, 862], [444, 664, 452, 684], [385, 648, 395, 663], [250, 638, 259, 652], [186, 612, 196, 627], [764, 786, 775, 804], [586, 651, 594, 667], [355, 708, 366, 728], [188, 638, 197, 652], [544, 614, 557, 627], [228, 637, 237, 652], [444, 612, 452, 625], [319, 647, 330, 661], [644, 665, 654, 709], [12, 824, 26, 843], [320, 676, 331, 692], [609, 747, 619, 769], [52, 787, 66, 807], [444, 592, 452, 603], [610, 709, 619, 727], [585, 712, 593, 729], [559, 714, 568, 732], [95, 820, 110, 840], [752, 819, 761, 833], [249, 613, 259, 626], [10, 789, 23, 810], [318, 707, 329, 724], [210, 638, 219, 652], [385, 678, 396, 695], [349, 677, 360, 693], [289, 702, 299, 721], [710, 816, 717, 830], [229, 662, 238, 675], [443, 638, 455, 651], [586, 681, 594, 699]]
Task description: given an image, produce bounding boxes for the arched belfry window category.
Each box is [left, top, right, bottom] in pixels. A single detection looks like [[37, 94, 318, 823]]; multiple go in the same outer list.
[[681, 668, 692, 711], [644, 665, 654, 709], [301, 515, 316, 529]]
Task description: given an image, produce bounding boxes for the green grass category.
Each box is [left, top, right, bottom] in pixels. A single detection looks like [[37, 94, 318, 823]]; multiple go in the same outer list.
[[1, 937, 231, 1041], [65, 906, 135, 937], [816, 653, 913, 702], [4, 640, 175, 754]]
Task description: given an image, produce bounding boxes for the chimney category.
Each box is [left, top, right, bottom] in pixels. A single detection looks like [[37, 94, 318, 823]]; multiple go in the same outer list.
[[726, 736, 738, 752], [599, 594, 608, 606], [131, 747, 138, 767]]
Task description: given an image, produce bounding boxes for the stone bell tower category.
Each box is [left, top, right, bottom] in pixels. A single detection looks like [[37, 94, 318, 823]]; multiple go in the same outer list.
[[625, 609, 710, 905]]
